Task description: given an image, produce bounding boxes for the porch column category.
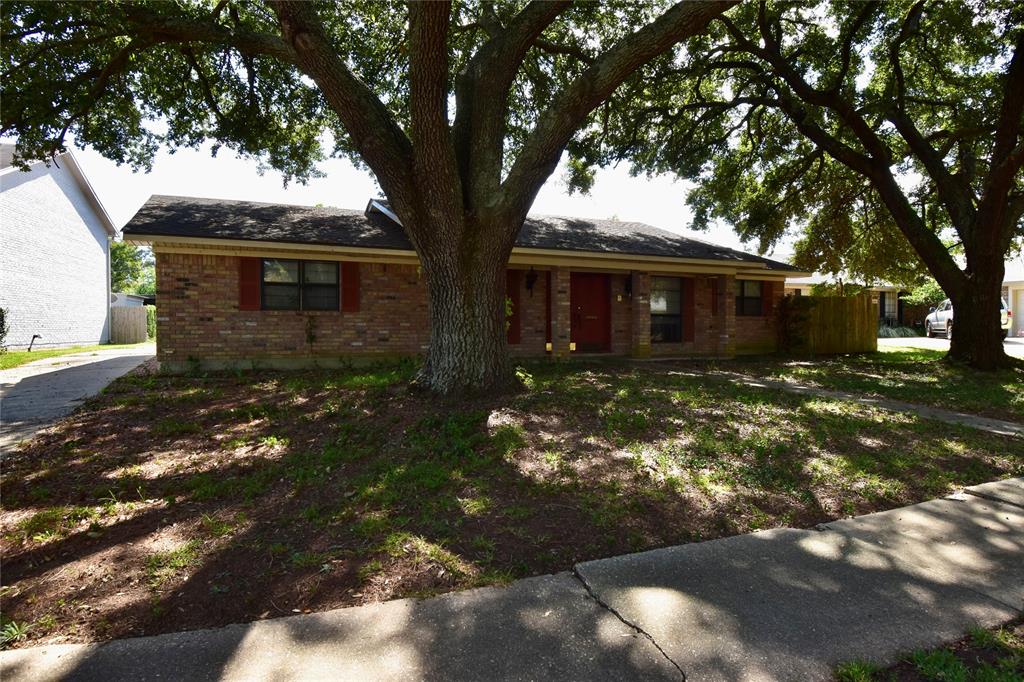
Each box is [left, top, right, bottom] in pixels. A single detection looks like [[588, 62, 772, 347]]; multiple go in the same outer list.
[[718, 275, 736, 357], [550, 267, 572, 358], [630, 271, 651, 357]]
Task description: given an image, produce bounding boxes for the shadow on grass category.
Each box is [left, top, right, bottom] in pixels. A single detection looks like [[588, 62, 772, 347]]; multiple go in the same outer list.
[[0, 359, 1021, 656]]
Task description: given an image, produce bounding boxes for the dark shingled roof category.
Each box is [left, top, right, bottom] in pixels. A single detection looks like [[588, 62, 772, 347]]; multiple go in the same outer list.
[[123, 195, 798, 271]]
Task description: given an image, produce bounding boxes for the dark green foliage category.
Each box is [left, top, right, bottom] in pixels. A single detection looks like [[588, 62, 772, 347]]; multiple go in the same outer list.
[[570, 0, 1023, 312], [0, 306, 9, 351], [902, 279, 948, 308], [110, 242, 154, 295], [777, 295, 816, 354], [144, 304, 156, 340]]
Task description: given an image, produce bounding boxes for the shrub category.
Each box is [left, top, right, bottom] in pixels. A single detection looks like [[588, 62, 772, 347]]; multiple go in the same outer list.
[[144, 305, 156, 339], [777, 295, 817, 353], [0, 307, 9, 352], [877, 324, 919, 338]]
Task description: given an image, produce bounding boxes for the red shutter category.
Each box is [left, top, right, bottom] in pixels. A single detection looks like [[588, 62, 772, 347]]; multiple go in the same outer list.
[[761, 280, 774, 316], [710, 277, 719, 316], [239, 257, 261, 310], [340, 262, 360, 312], [506, 269, 522, 345], [545, 271, 552, 344], [682, 277, 696, 342]]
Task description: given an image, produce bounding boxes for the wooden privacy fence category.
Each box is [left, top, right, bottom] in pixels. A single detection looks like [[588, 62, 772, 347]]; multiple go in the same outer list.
[[110, 307, 148, 344], [803, 293, 877, 354]]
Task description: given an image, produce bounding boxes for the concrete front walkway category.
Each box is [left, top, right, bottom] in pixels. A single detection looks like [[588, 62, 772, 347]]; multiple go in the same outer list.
[[0, 344, 154, 453], [2, 478, 1021, 682], [711, 370, 1024, 438]]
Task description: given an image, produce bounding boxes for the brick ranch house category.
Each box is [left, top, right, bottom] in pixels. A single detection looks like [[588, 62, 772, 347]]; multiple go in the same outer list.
[[122, 195, 805, 372]]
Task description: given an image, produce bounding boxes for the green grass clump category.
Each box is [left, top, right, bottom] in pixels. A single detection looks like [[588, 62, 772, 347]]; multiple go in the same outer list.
[[146, 540, 202, 588]]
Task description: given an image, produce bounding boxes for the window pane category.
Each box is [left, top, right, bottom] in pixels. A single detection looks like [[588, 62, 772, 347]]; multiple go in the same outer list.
[[650, 277, 681, 314], [741, 280, 761, 297], [263, 284, 300, 310], [304, 261, 338, 284], [651, 314, 682, 343], [264, 259, 299, 283], [303, 285, 339, 311], [741, 298, 761, 316]]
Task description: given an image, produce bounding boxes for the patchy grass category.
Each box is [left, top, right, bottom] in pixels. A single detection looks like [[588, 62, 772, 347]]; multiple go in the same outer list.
[[0, 343, 150, 371], [146, 541, 202, 589], [836, 618, 1023, 681], [1, 359, 1021, 648], [727, 346, 1024, 422]]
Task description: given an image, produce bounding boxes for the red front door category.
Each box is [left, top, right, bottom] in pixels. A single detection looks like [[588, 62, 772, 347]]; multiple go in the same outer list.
[[570, 273, 611, 352]]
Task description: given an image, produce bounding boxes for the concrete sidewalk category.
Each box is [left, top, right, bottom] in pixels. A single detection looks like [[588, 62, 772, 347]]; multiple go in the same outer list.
[[2, 479, 1021, 681], [0, 344, 154, 453]]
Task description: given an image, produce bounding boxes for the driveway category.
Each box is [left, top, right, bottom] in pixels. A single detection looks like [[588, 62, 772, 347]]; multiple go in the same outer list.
[[0, 343, 154, 453], [879, 335, 1024, 358]]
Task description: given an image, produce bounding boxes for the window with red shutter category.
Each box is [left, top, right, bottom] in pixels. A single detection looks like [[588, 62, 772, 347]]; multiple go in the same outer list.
[[239, 257, 261, 310], [341, 262, 360, 312], [682, 277, 695, 342]]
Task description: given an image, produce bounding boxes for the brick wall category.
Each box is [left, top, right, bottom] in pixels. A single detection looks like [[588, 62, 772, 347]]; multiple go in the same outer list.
[[0, 159, 110, 348], [156, 253, 430, 365], [156, 253, 783, 366], [650, 276, 724, 356], [735, 280, 784, 354]]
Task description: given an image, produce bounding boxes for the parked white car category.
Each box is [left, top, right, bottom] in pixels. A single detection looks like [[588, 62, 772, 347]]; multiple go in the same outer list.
[[924, 298, 1011, 339]]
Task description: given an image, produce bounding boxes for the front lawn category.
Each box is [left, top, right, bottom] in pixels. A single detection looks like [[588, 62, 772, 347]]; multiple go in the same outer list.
[[727, 346, 1024, 422], [0, 343, 151, 371], [1, 361, 1021, 648]]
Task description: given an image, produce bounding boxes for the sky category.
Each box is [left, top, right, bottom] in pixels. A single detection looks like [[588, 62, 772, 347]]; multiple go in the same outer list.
[[67, 142, 795, 259]]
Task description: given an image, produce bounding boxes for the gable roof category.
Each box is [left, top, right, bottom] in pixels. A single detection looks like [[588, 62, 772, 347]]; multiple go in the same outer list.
[[122, 194, 799, 272], [1, 143, 118, 237]]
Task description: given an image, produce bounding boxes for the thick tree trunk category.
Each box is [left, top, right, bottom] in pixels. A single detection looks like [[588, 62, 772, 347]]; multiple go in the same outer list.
[[948, 258, 1010, 370], [412, 241, 517, 395]]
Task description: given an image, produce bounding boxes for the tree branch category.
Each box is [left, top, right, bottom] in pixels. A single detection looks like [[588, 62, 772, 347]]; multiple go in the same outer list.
[[451, 1, 571, 212], [269, 1, 416, 217], [406, 1, 463, 250], [501, 0, 737, 222]]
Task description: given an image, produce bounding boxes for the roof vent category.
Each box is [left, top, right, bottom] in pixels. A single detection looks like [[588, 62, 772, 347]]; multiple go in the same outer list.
[[365, 198, 402, 226]]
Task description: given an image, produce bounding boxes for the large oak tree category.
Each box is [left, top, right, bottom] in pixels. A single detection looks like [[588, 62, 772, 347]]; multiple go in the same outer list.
[[570, 0, 1024, 369], [1, 0, 734, 393]]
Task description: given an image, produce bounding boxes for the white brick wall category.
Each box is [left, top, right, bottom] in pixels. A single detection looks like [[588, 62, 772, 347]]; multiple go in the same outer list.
[[1, 160, 111, 349]]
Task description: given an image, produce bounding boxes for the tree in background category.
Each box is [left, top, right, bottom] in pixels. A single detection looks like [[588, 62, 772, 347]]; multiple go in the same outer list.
[[110, 241, 155, 295], [1, 0, 734, 393], [900, 279, 947, 309], [568, 0, 1023, 369]]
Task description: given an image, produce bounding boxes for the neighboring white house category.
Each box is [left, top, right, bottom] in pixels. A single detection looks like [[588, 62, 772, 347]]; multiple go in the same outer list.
[[0, 144, 118, 349], [1002, 256, 1024, 337], [784, 275, 919, 327]]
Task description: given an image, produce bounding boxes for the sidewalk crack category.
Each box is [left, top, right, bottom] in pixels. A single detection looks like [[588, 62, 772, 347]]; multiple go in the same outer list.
[[962, 489, 1024, 511], [572, 566, 685, 680]]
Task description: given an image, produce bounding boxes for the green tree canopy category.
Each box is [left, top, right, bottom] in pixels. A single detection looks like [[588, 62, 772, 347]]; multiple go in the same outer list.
[[569, 0, 1023, 368], [110, 241, 154, 295]]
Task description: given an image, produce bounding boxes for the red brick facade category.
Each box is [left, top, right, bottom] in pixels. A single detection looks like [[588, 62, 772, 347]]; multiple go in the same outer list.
[[155, 252, 781, 370]]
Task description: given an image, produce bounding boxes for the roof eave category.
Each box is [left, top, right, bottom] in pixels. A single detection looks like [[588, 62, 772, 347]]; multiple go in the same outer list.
[[127, 233, 805, 277]]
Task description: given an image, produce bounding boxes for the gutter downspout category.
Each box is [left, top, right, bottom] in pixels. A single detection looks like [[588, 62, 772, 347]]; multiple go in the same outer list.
[[106, 235, 112, 344]]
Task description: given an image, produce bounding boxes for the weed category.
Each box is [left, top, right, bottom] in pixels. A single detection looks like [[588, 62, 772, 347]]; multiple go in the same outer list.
[[146, 540, 202, 588], [834, 660, 881, 682], [200, 514, 235, 537], [152, 418, 202, 437], [910, 648, 968, 682], [0, 616, 31, 648]]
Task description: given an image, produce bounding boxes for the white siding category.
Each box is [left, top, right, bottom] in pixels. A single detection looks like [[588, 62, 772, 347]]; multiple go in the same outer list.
[[1, 161, 110, 349]]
